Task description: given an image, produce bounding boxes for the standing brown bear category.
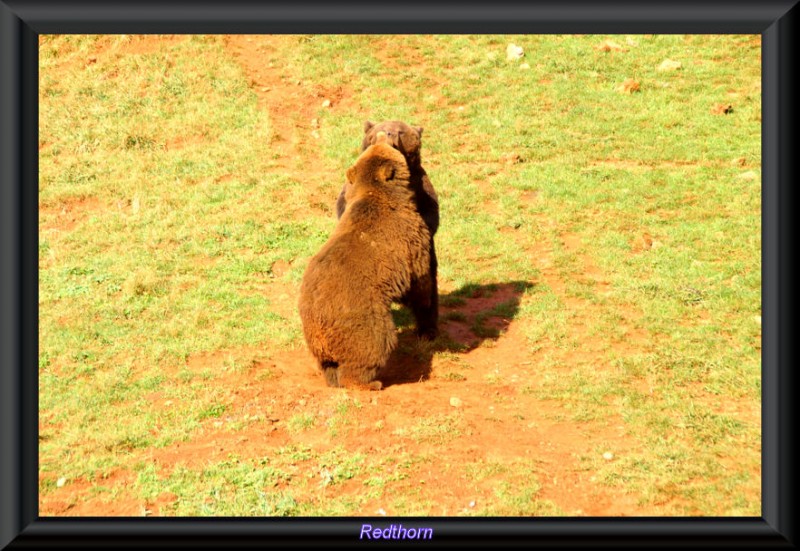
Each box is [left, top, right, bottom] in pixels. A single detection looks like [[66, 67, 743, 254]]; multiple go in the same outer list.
[[299, 137, 434, 390], [335, 120, 439, 339]]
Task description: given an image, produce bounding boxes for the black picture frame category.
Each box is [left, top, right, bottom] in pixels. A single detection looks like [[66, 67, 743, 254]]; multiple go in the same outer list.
[[1, 1, 796, 548]]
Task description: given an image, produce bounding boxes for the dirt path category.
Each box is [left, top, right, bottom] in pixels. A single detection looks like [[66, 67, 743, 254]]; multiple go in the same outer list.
[[223, 35, 358, 166]]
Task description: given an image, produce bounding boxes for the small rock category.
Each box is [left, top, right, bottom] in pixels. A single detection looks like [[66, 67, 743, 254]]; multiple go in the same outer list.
[[657, 59, 682, 72], [56, 477, 67, 488], [506, 43, 524, 61], [469, 500, 476, 508], [450, 397, 463, 408], [164, 400, 173, 407], [319, 469, 333, 486], [298, 399, 307, 406], [260, 87, 270, 92], [638, 232, 653, 251], [519, 62, 530, 70], [594, 39, 626, 52], [616, 78, 641, 94], [311, 130, 320, 139], [213, 421, 223, 428], [311, 118, 319, 128], [710, 103, 734, 115], [321, 99, 331, 108], [738, 170, 758, 181], [602, 451, 614, 461], [377, 508, 387, 516]]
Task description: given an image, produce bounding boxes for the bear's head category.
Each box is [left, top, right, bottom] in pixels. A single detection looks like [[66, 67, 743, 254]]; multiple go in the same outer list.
[[346, 138, 411, 193], [361, 120, 423, 169]]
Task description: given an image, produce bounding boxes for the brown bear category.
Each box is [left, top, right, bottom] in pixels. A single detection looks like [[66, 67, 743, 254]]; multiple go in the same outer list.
[[335, 120, 439, 339], [299, 138, 434, 390]]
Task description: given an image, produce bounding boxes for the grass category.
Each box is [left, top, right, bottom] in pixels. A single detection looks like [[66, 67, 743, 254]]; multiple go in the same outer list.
[[39, 34, 760, 516]]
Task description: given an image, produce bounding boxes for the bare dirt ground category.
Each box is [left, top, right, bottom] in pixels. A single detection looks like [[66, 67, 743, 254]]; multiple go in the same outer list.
[[40, 35, 678, 517]]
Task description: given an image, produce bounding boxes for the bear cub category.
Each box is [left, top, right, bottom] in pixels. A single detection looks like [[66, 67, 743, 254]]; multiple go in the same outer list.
[[299, 136, 434, 390], [335, 120, 439, 339]]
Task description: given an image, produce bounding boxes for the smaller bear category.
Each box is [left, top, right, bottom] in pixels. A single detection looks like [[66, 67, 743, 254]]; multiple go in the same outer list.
[[299, 136, 434, 390], [336, 121, 438, 235]]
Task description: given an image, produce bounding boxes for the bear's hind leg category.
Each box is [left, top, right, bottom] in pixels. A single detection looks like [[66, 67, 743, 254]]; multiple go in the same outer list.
[[404, 250, 439, 340], [321, 360, 341, 387], [425, 243, 439, 339], [337, 363, 383, 391]]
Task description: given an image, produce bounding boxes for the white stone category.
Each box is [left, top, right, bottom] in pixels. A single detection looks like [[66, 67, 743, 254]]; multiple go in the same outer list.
[[506, 44, 524, 60], [657, 59, 682, 72]]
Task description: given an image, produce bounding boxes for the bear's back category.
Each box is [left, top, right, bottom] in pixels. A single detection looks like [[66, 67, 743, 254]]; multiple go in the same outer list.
[[304, 189, 428, 308]]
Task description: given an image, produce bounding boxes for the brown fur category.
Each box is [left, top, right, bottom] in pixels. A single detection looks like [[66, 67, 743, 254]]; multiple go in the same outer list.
[[335, 120, 440, 338], [299, 142, 433, 390]]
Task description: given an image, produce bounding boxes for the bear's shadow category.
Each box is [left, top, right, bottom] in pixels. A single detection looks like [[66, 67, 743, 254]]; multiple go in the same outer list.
[[379, 280, 534, 388]]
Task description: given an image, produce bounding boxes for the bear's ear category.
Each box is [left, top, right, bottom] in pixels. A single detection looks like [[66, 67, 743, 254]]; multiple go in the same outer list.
[[364, 121, 375, 134], [414, 126, 423, 138], [376, 161, 395, 183]]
